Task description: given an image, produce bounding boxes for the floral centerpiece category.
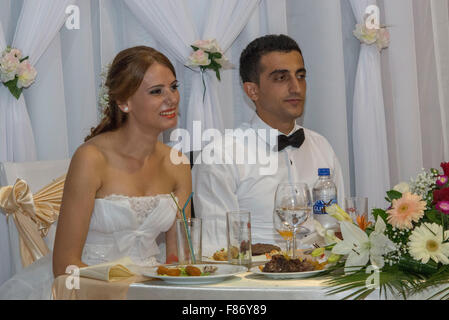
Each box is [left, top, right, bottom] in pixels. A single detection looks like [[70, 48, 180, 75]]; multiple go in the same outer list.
[[312, 162, 449, 300], [0, 47, 37, 99]]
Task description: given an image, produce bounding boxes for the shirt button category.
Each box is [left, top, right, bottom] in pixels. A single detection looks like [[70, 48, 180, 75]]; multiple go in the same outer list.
[[290, 160, 293, 165]]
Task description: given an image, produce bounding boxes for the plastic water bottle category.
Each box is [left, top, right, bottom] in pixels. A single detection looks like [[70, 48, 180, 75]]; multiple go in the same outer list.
[[312, 168, 338, 230]]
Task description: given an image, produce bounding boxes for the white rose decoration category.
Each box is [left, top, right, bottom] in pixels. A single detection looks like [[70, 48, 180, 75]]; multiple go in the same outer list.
[[0, 51, 20, 83], [187, 49, 211, 67], [393, 182, 411, 194], [17, 60, 37, 88], [193, 39, 221, 53]]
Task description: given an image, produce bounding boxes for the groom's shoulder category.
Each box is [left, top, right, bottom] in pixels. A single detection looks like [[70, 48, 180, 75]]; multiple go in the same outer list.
[[302, 126, 334, 150]]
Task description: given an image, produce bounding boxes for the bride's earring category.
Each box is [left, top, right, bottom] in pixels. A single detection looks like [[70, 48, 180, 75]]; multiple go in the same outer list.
[[123, 107, 129, 112]]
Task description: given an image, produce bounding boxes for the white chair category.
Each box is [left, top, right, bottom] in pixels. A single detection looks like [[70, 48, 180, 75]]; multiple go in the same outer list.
[[0, 159, 70, 282]]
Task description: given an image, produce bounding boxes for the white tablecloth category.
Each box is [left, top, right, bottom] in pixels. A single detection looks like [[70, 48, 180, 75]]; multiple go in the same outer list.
[[127, 272, 435, 300]]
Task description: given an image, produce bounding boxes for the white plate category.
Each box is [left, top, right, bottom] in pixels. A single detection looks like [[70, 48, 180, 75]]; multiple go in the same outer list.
[[249, 266, 325, 279], [142, 264, 248, 285]]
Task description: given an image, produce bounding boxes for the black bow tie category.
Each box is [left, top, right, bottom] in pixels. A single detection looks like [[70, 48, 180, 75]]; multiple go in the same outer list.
[[277, 128, 305, 151]]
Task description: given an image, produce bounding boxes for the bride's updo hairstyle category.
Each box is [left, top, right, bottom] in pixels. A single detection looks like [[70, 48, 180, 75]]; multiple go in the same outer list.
[[85, 46, 176, 141]]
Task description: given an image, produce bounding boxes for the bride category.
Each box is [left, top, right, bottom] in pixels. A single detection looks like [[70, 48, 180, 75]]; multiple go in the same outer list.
[[0, 46, 191, 299]]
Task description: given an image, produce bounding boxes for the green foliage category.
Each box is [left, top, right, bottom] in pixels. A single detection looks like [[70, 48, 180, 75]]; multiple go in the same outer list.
[[386, 190, 402, 202], [314, 260, 447, 300], [3, 78, 22, 99]]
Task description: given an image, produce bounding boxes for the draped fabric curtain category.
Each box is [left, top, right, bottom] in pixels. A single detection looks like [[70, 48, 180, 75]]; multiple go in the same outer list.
[[0, 0, 75, 286], [381, 0, 449, 185], [123, 0, 260, 151], [0, 0, 76, 162], [349, 0, 390, 209]]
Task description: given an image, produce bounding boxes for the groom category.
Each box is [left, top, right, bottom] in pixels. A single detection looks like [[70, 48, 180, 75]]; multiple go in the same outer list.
[[192, 34, 345, 255]]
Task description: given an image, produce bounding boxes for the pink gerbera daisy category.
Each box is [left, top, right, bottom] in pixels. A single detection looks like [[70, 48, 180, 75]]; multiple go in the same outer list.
[[436, 201, 449, 215], [387, 192, 427, 230]]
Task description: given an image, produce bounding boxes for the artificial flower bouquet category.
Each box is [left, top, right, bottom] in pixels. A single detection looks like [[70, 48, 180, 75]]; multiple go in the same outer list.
[[312, 162, 449, 300], [0, 46, 37, 99], [187, 39, 233, 81]]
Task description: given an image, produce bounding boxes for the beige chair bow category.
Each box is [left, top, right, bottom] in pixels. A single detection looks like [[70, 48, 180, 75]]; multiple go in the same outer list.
[[0, 175, 66, 268]]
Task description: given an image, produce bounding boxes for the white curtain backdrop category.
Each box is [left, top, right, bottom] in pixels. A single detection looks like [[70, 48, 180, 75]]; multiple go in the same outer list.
[[0, 0, 76, 162], [123, 0, 260, 150], [380, 0, 449, 184], [349, 0, 390, 209], [1, 0, 448, 285]]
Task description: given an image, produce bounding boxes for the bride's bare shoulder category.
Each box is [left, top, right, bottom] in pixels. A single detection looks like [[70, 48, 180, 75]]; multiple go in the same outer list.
[[70, 134, 110, 170], [158, 142, 190, 168]]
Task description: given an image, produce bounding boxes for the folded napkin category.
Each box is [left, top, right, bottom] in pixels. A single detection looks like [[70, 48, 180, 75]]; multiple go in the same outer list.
[[52, 257, 152, 300], [79, 257, 135, 282]]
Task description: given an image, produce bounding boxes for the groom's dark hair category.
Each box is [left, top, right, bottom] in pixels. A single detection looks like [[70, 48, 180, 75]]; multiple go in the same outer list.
[[239, 34, 303, 84]]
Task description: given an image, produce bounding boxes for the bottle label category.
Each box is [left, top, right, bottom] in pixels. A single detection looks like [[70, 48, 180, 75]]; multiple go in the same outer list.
[[313, 199, 337, 215]]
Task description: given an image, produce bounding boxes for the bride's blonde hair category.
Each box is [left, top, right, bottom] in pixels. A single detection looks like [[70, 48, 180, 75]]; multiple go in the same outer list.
[[85, 46, 176, 141]]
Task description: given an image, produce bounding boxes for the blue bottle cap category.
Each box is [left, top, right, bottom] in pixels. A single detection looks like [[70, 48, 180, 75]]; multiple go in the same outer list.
[[318, 168, 330, 176]]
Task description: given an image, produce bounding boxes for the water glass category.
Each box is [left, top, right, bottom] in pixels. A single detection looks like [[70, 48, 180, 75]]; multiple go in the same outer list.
[[226, 211, 252, 268], [176, 218, 202, 264], [344, 197, 369, 221]]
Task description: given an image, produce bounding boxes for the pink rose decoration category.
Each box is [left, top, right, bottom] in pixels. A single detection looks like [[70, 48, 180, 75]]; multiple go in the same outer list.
[[188, 49, 211, 66], [17, 60, 37, 88]]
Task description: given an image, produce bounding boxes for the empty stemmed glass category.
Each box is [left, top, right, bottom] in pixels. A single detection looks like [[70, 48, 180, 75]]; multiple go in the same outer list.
[[273, 183, 312, 259]]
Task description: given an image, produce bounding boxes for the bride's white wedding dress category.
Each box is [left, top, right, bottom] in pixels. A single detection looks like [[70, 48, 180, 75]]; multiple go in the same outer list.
[[0, 194, 177, 300]]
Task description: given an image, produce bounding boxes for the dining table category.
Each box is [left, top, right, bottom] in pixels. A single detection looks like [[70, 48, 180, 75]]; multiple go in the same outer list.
[[126, 264, 435, 300]]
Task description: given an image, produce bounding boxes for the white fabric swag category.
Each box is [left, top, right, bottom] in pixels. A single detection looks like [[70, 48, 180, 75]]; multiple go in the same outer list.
[[0, 0, 76, 162], [123, 0, 260, 151], [349, 0, 390, 209]]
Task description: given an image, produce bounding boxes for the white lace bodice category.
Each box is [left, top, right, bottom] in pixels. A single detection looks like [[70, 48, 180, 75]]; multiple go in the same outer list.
[[81, 194, 177, 267]]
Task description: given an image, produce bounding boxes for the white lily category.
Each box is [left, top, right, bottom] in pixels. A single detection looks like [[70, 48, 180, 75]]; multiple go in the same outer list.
[[331, 218, 396, 273], [314, 220, 341, 245], [325, 204, 353, 222]]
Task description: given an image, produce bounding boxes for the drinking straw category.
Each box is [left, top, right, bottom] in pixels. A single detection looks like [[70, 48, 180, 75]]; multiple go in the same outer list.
[[170, 192, 196, 264]]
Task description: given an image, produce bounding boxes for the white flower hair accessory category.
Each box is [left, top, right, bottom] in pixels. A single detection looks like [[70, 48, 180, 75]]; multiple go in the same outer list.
[[98, 63, 111, 115], [0, 46, 37, 99]]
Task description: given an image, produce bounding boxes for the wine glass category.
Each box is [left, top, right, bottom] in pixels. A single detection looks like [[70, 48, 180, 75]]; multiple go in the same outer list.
[[273, 183, 312, 259]]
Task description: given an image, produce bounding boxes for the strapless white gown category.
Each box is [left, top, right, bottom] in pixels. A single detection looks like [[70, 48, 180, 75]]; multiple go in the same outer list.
[[0, 194, 177, 300]]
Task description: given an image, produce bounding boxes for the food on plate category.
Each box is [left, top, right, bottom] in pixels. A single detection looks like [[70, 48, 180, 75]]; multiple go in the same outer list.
[[251, 243, 281, 256], [212, 243, 281, 261], [203, 266, 218, 274], [156, 265, 218, 277], [212, 248, 228, 261], [260, 254, 325, 273], [156, 266, 170, 275], [166, 268, 182, 276], [185, 265, 202, 276], [212, 246, 239, 261]]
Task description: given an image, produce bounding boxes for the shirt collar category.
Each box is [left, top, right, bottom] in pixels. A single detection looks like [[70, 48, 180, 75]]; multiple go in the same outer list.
[[249, 113, 302, 150]]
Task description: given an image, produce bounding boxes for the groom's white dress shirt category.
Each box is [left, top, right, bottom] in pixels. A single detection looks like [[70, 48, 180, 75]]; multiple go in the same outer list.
[[192, 113, 345, 256]]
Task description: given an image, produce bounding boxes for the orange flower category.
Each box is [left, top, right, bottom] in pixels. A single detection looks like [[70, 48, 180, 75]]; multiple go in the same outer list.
[[387, 192, 426, 230], [356, 214, 372, 231]]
